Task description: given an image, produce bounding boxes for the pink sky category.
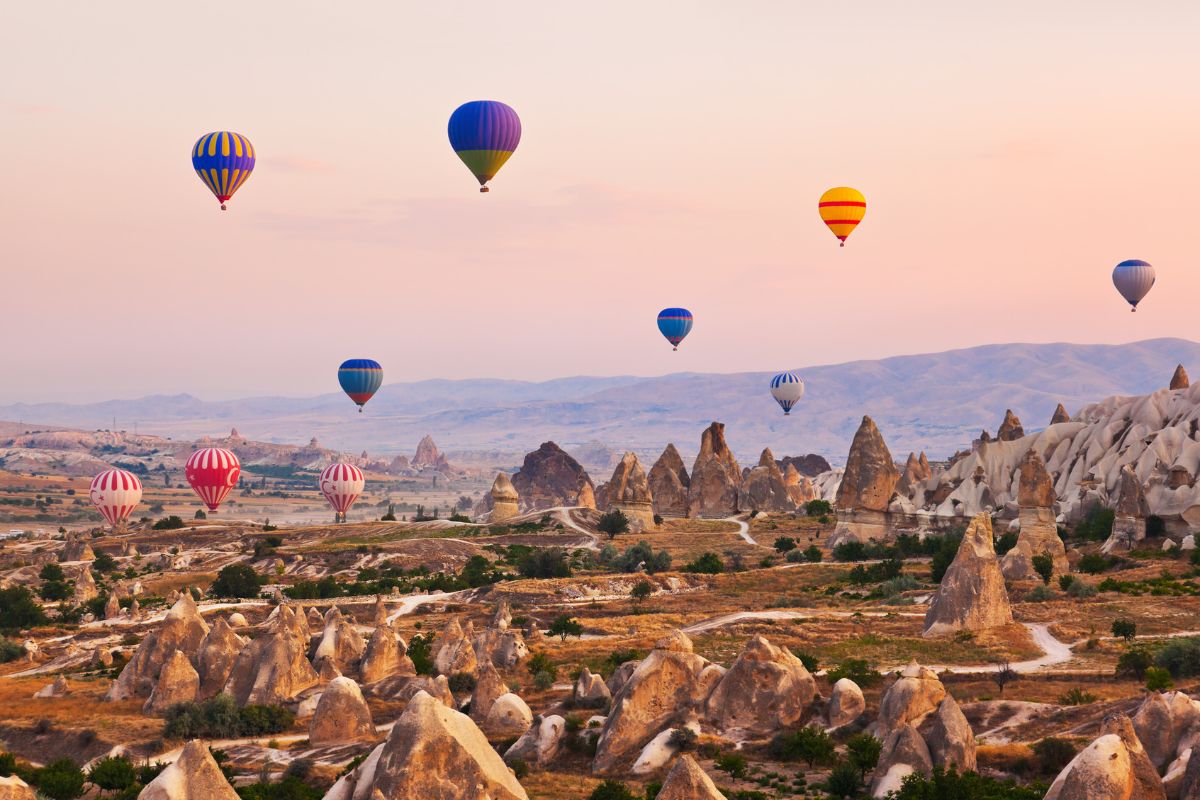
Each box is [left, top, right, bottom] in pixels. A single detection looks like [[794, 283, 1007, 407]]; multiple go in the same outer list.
[[2, 1, 1198, 403]]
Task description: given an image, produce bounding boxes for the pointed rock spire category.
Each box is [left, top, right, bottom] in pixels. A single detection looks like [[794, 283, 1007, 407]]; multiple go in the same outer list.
[[1050, 403, 1071, 425], [1171, 364, 1190, 390]]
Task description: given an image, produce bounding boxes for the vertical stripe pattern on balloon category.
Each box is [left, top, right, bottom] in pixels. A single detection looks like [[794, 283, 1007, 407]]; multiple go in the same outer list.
[[192, 131, 256, 206], [89, 468, 144, 526], [770, 371, 806, 414], [185, 447, 241, 511], [320, 462, 366, 517]]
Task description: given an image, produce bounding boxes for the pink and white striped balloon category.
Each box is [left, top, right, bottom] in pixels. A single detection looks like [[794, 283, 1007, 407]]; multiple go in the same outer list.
[[89, 468, 144, 527], [319, 462, 365, 520]]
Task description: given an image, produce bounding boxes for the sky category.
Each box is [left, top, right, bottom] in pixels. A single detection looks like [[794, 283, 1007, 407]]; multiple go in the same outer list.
[[2, 1, 1198, 404]]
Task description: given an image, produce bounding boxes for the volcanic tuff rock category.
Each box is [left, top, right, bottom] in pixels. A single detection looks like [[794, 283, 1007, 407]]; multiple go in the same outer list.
[[835, 416, 899, 512], [472, 626, 528, 669], [483, 693, 534, 739], [0, 775, 36, 800], [897, 452, 933, 495], [489, 472, 520, 522], [783, 464, 817, 506], [434, 618, 478, 676], [923, 513, 1012, 637], [828, 678, 866, 728], [61, 533, 94, 562], [704, 635, 816, 737], [1051, 403, 1071, 424], [1102, 713, 1168, 800], [871, 724, 933, 798], [511, 442, 595, 511], [73, 567, 98, 604], [223, 605, 319, 706], [196, 617, 245, 699], [1173, 365, 1191, 390], [105, 594, 209, 701], [1132, 691, 1200, 771], [656, 754, 728, 800], [34, 675, 69, 698], [1044, 721, 1163, 800], [573, 666, 612, 708], [360, 625, 414, 684], [777, 453, 833, 478], [593, 630, 714, 774], [647, 444, 690, 516], [871, 661, 947, 737], [919, 695, 976, 772], [469, 660, 509, 723], [687, 422, 742, 518], [1107, 464, 1151, 551], [597, 452, 656, 530], [310, 677, 376, 746], [312, 607, 366, 675], [996, 409, 1025, 441], [138, 739, 239, 800], [412, 435, 449, 469], [144, 649, 199, 715], [738, 448, 797, 513], [323, 691, 529, 800], [504, 714, 567, 767], [388, 675, 455, 708], [104, 593, 121, 620], [1002, 448, 1070, 581]]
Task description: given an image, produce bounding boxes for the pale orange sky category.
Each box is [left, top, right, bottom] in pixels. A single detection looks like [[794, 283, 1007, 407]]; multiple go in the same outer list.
[[2, 1, 1197, 403]]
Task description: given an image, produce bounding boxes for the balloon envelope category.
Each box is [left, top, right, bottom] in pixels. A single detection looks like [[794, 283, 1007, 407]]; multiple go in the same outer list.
[[770, 371, 805, 415], [818, 187, 866, 246], [186, 447, 241, 512], [338, 359, 383, 409], [192, 132, 255, 210], [656, 308, 694, 350], [448, 101, 521, 190], [89, 469, 143, 527], [1112, 259, 1155, 311], [320, 462, 365, 518]]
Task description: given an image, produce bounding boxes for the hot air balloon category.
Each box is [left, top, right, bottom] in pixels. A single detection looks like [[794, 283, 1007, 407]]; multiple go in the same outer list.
[[448, 101, 521, 192], [89, 468, 143, 527], [320, 462, 365, 523], [1112, 259, 1155, 312], [192, 131, 255, 210], [185, 447, 241, 512], [656, 308, 694, 351], [338, 359, 383, 411], [770, 371, 805, 415], [818, 187, 866, 246]]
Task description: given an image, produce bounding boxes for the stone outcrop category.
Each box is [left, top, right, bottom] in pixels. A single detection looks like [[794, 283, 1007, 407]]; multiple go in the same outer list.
[[196, 617, 245, 699], [598, 452, 656, 530], [388, 674, 456, 708], [61, 533, 94, 562], [1131, 691, 1200, 771], [34, 675, 69, 699], [309, 677, 376, 746], [1051, 403, 1071, 424], [324, 691, 529, 800], [828, 678, 866, 729], [144, 649, 199, 715], [1002, 448, 1069, 581], [871, 724, 933, 798], [836, 416, 899, 513], [104, 593, 121, 620], [311, 607, 366, 675], [105, 594, 209, 701], [412, 435, 449, 470], [469, 660, 509, 723], [687, 423, 742, 518], [783, 464, 817, 506], [777, 454, 833, 478], [504, 714, 567, 768], [0, 775, 36, 800], [434, 618, 477, 676], [871, 661, 947, 737], [1172, 365, 1191, 390], [1109, 464, 1150, 550], [656, 754, 728, 800], [996, 409, 1025, 441], [472, 627, 528, 669], [593, 630, 713, 774], [704, 635, 816, 737], [648, 444, 690, 517], [573, 666, 611, 709], [223, 604, 319, 706], [73, 568, 98, 604], [1045, 713, 1165, 800], [361, 625, 414, 684], [738, 449, 797, 513], [920, 695, 976, 772], [138, 739, 239, 800], [489, 473, 520, 523], [897, 452, 933, 496], [923, 513, 1012, 636], [483, 693, 533, 739], [510, 442, 595, 511]]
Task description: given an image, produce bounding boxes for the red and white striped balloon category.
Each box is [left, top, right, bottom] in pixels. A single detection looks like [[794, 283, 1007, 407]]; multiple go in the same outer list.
[[320, 462, 365, 519], [89, 468, 144, 526], [185, 447, 241, 512]]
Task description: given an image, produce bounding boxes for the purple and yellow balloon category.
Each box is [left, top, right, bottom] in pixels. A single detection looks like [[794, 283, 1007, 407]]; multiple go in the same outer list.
[[192, 132, 255, 210], [448, 101, 521, 193]]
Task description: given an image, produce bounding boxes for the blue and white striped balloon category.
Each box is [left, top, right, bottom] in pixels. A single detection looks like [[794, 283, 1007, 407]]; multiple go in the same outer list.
[[770, 371, 805, 415]]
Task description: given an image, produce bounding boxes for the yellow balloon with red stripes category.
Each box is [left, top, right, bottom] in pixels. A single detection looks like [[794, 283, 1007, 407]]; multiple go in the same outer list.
[[818, 187, 866, 246], [191, 131, 256, 211]]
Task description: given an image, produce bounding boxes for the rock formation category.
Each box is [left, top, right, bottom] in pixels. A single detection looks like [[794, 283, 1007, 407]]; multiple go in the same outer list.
[[144, 649, 199, 715], [0, 775, 36, 800], [1045, 713, 1165, 800], [831, 416, 899, 546], [470, 660, 509, 722], [1172, 365, 1191, 390], [704, 635, 816, 737], [920, 695, 976, 772], [223, 604, 319, 706], [924, 513, 1012, 636], [196, 617, 245, 699], [390, 674, 456, 708], [33, 675, 69, 698], [311, 606, 366, 675], [738, 449, 797, 513], [412, 435, 449, 470], [434, 618, 478, 676], [656, 754, 728, 800], [472, 626, 528, 670], [325, 691, 529, 800], [648, 444, 690, 517], [105, 594, 209, 701], [871, 661, 947, 737], [783, 464, 817, 506], [897, 452, 933, 496], [598, 452, 656, 530], [687, 423, 742, 518], [361, 625, 414, 684], [489, 472, 520, 523], [871, 724, 934, 798], [573, 666, 611, 709], [1131, 691, 1200, 771], [996, 409, 1025, 441], [309, 677, 376, 746], [138, 739, 239, 800], [61, 534, 94, 562], [504, 715, 566, 768], [483, 693, 533, 739], [1002, 448, 1069, 581], [510, 442, 595, 511], [1051, 403, 1071, 424], [777, 453, 833, 477], [828, 678, 866, 728], [1108, 464, 1150, 550], [104, 593, 120, 620]]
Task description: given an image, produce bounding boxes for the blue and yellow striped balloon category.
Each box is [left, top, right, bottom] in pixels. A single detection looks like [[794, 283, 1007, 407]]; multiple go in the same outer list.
[[448, 101, 521, 193], [192, 131, 255, 211], [338, 359, 383, 412]]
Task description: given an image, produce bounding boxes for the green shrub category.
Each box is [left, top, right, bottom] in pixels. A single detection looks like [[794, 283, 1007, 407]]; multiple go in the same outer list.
[[1031, 553, 1054, 584], [832, 541, 868, 562], [1116, 647, 1154, 679], [805, 499, 832, 516], [603, 541, 671, 574], [827, 658, 881, 687], [790, 649, 818, 672], [1024, 585, 1056, 602], [533, 670, 555, 691], [846, 732, 882, 779], [152, 516, 185, 530], [163, 695, 294, 739], [588, 780, 640, 800], [32, 758, 86, 800], [236, 776, 324, 800], [1057, 688, 1097, 705], [548, 615, 583, 641], [0, 638, 24, 663], [1031, 738, 1077, 776], [715, 751, 748, 779], [407, 634, 434, 675], [1145, 666, 1174, 691], [824, 763, 864, 798], [769, 726, 834, 766], [1066, 580, 1096, 598], [1075, 508, 1115, 542], [1155, 637, 1200, 678], [1077, 553, 1112, 574], [996, 531, 1019, 555], [683, 552, 724, 574], [0, 586, 48, 630], [668, 727, 697, 751], [92, 552, 118, 573], [517, 548, 573, 579], [39, 563, 65, 582], [888, 767, 1045, 798], [1111, 619, 1137, 641], [211, 564, 262, 598], [87, 756, 136, 793], [597, 509, 630, 539], [773, 536, 796, 553]]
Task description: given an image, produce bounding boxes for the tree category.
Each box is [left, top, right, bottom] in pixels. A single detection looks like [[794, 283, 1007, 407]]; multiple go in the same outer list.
[[588, 780, 640, 800], [1031, 553, 1054, 584], [39, 563, 65, 582], [152, 516, 185, 530], [210, 564, 261, 598], [87, 755, 136, 794], [825, 762, 864, 798], [992, 661, 1018, 695], [93, 552, 117, 573], [39, 580, 71, 601], [381, 504, 396, 522], [33, 758, 86, 800], [805, 499, 832, 516], [846, 732, 882, 781], [548, 614, 583, 641], [774, 536, 797, 553], [630, 580, 653, 609], [1117, 647, 1154, 679], [771, 726, 834, 766], [517, 548, 572, 579], [0, 586, 48, 630], [1145, 666, 1174, 691], [194, 509, 207, 519], [597, 509, 630, 539], [407, 634, 434, 675], [804, 544, 823, 563], [683, 552, 724, 574], [1031, 738, 1077, 777], [1111, 619, 1137, 642]]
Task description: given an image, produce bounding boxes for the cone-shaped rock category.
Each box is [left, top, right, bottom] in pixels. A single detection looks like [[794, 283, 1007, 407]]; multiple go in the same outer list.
[[1172, 365, 1190, 390], [222, 605, 318, 706], [361, 625, 414, 684], [739, 448, 797, 513], [0, 774, 36, 800], [648, 444, 690, 517], [996, 409, 1025, 441], [1003, 448, 1069, 581], [704, 634, 816, 736], [196, 617, 245, 699], [924, 514, 1012, 637], [687, 423, 742, 517], [835, 416, 899, 512], [920, 694, 976, 771], [1050, 403, 1071, 425], [105, 593, 209, 701], [656, 754, 728, 800], [310, 676, 376, 746], [144, 649, 199, 715], [138, 739, 239, 800], [489, 472, 520, 522], [599, 452, 656, 530], [469, 660, 509, 723], [510, 442, 595, 511]]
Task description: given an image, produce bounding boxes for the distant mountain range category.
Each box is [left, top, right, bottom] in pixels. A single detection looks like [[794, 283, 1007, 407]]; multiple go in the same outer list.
[[3, 339, 1198, 468]]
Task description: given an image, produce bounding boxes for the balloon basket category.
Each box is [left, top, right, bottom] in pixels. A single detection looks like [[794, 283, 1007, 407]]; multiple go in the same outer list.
[[220, 203, 227, 211], [480, 187, 489, 193]]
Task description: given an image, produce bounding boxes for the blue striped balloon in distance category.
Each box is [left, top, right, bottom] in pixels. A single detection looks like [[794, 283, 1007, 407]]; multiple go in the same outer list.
[[1111, 259, 1155, 312], [770, 371, 805, 415], [192, 131, 255, 210], [656, 308, 694, 350], [338, 359, 383, 411], [448, 101, 522, 192]]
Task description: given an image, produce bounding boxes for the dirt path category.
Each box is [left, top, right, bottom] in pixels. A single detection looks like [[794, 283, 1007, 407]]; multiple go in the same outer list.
[[726, 515, 757, 546]]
